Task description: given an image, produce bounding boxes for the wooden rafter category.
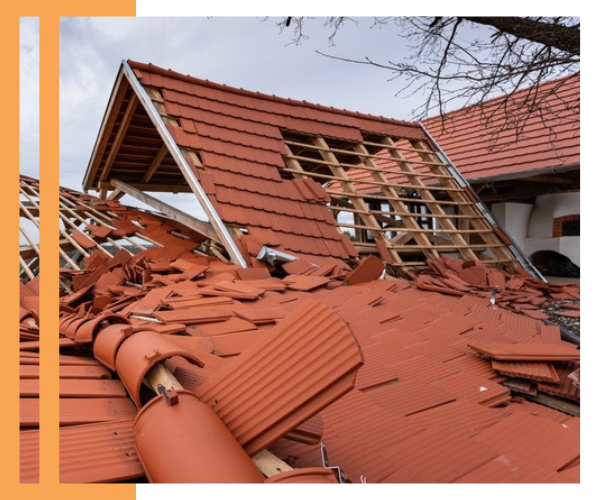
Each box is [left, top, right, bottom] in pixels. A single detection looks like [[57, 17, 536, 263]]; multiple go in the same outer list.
[[282, 133, 521, 272], [98, 93, 139, 184]]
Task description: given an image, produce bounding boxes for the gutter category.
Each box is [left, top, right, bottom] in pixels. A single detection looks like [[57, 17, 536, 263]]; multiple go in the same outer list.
[[467, 163, 580, 184]]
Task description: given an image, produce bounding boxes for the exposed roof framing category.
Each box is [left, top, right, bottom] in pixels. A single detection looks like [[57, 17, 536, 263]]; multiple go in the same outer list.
[[82, 60, 526, 274], [52, 179, 225, 291], [20, 176, 41, 281]]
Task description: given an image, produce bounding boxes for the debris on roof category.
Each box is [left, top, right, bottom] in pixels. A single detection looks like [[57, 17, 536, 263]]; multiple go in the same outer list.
[[412, 256, 580, 338], [21, 62, 580, 485], [20, 175, 579, 483]]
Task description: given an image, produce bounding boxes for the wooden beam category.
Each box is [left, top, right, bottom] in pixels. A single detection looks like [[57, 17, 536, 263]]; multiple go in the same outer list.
[[99, 181, 192, 193], [143, 363, 184, 393], [110, 179, 219, 242], [252, 450, 294, 477], [141, 144, 169, 183], [97, 94, 140, 184], [107, 188, 125, 201], [83, 75, 130, 191], [524, 393, 579, 417]]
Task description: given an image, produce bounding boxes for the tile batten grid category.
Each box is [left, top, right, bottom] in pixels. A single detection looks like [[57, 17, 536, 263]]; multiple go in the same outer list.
[[419, 123, 545, 281], [120, 60, 248, 268]]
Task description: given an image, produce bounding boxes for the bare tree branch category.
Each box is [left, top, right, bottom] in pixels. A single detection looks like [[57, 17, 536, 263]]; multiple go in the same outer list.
[[277, 16, 579, 139], [460, 17, 580, 55]]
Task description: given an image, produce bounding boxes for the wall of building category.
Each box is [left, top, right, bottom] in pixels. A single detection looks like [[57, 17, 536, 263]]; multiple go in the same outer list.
[[491, 192, 580, 268], [491, 202, 534, 251], [527, 192, 580, 237]]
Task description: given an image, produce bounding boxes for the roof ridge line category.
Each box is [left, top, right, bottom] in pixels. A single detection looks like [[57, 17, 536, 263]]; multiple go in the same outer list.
[[127, 59, 420, 130]]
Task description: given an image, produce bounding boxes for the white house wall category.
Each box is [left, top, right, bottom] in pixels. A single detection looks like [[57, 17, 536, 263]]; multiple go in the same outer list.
[[528, 192, 580, 238], [492, 192, 580, 268], [492, 202, 534, 251]]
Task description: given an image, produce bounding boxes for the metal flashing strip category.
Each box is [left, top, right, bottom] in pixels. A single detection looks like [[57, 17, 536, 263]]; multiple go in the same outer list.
[[121, 60, 247, 268], [419, 123, 546, 281]]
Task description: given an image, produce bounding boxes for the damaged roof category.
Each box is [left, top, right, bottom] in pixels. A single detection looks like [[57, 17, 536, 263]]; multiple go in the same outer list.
[[20, 176, 579, 484], [80, 60, 531, 275]]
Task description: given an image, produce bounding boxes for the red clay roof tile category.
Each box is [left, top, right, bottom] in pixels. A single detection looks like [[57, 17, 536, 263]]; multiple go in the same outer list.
[[472, 411, 579, 471], [422, 75, 579, 181]]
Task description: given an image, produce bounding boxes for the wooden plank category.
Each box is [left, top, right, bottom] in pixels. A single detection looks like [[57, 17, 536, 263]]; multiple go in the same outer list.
[[141, 143, 169, 183], [283, 152, 453, 180], [525, 393, 580, 417], [143, 362, 184, 393], [110, 179, 219, 242], [279, 166, 463, 193], [107, 188, 125, 201], [329, 200, 487, 220], [335, 221, 493, 234], [83, 75, 130, 190], [252, 449, 294, 477], [98, 93, 139, 183], [326, 190, 475, 206], [100, 181, 192, 193]]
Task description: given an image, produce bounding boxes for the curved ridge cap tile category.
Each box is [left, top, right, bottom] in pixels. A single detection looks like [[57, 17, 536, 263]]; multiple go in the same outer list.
[[62, 315, 92, 340], [265, 467, 339, 484], [133, 391, 264, 484], [74, 313, 131, 344], [59, 313, 78, 334], [115, 330, 207, 408], [93, 324, 133, 371]]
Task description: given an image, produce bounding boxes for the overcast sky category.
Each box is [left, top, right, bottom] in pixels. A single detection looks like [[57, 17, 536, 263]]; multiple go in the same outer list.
[[54, 16, 483, 193], [20, 17, 39, 180], [20, 16, 585, 219]]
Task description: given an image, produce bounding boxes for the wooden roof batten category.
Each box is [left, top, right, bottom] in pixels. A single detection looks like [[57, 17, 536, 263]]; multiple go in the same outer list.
[[81, 60, 535, 275]]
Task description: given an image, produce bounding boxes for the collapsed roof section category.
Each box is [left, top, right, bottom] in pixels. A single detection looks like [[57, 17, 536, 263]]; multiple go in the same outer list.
[[82, 60, 526, 275], [44, 176, 225, 291]]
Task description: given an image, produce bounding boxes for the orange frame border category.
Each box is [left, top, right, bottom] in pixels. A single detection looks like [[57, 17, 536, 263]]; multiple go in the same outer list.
[[5, 3, 135, 496]]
